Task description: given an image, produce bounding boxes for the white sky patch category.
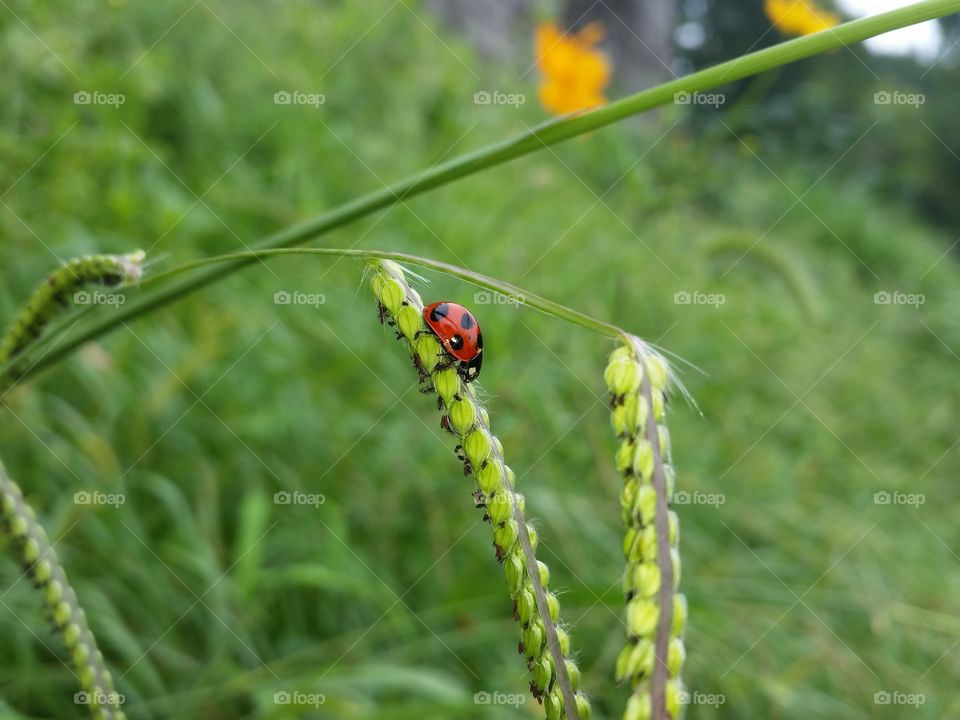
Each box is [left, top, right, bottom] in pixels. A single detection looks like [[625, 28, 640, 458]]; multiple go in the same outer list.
[[838, 0, 944, 61]]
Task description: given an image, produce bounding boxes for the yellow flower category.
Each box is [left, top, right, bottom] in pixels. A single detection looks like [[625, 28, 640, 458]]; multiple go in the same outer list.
[[535, 22, 611, 116], [764, 0, 840, 36]]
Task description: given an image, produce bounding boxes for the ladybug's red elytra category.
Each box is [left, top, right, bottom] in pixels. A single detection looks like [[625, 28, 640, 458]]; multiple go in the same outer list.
[[422, 301, 483, 382]]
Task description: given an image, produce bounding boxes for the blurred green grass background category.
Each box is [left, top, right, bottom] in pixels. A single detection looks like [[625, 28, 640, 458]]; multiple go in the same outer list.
[[1, 1, 958, 718]]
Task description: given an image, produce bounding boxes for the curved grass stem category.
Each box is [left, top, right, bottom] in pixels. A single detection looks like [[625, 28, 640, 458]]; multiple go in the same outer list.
[[1, 0, 955, 384], [0, 248, 629, 390]]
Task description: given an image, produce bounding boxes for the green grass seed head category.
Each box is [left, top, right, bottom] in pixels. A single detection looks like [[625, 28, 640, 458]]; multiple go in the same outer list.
[[372, 272, 405, 314], [626, 562, 661, 599], [525, 522, 539, 551], [623, 690, 650, 720], [434, 367, 461, 404], [72, 643, 90, 667], [668, 638, 686, 677], [627, 598, 659, 638], [535, 656, 554, 690], [475, 459, 502, 495], [23, 537, 40, 563], [34, 558, 52, 584], [464, 428, 492, 467], [523, 620, 545, 659], [414, 333, 442, 373], [546, 591, 561, 623], [537, 560, 550, 586], [0, 250, 146, 365], [555, 626, 571, 656], [369, 259, 590, 720], [1, 466, 125, 718], [517, 585, 536, 624], [63, 622, 81, 647], [504, 553, 525, 594], [604, 350, 643, 396], [448, 399, 476, 434], [45, 579, 63, 604], [565, 659, 581, 690], [605, 342, 686, 717], [9, 515, 28, 538], [397, 304, 422, 341], [672, 595, 688, 636], [546, 692, 564, 720], [622, 681, 682, 720], [616, 638, 654, 683], [487, 489, 512, 525], [493, 519, 519, 553]]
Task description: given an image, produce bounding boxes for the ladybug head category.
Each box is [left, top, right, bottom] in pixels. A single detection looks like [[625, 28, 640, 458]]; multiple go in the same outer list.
[[460, 351, 482, 383]]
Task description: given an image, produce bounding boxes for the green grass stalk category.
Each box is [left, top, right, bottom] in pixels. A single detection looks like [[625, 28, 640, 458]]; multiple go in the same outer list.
[[0, 461, 126, 720], [4, 0, 956, 383]]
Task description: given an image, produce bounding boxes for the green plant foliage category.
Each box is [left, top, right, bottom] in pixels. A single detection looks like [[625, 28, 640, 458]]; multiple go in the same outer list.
[[0, 1, 958, 720]]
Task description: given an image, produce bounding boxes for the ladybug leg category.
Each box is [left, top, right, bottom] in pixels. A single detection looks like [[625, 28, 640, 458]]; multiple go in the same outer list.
[[434, 356, 455, 373]]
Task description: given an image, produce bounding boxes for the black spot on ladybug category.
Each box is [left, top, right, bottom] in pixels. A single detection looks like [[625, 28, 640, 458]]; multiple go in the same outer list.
[[460, 312, 475, 330], [429, 303, 449, 322], [449, 334, 464, 350], [476, 330, 484, 349]]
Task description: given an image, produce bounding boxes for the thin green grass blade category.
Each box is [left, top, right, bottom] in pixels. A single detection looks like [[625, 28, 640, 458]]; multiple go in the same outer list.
[[2, 0, 957, 384]]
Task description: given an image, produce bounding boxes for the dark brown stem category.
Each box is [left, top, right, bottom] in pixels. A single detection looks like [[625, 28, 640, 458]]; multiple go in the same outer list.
[[630, 335, 674, 720], [464, 383, 580, 720]]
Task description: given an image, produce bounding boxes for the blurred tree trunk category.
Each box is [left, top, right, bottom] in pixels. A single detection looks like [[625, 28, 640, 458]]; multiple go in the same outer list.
[[565, 0, 676, 88], [426, 0, 531, 60], [426, 0, 676, 89]]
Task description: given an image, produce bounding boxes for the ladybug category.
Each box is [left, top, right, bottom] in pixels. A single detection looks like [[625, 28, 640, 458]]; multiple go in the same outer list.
[[422, 301, 483, 382]]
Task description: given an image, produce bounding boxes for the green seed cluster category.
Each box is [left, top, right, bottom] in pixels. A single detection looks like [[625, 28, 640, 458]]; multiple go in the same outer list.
[[370, 260, 590, 720], [0, 250, 146, 364], [605, 345, 686, 720], [0, 463, 126, 719]]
